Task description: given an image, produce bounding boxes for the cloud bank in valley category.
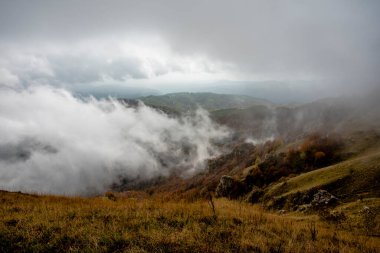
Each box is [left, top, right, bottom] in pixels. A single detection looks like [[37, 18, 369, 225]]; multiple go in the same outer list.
[[0, 86, 229, 195]]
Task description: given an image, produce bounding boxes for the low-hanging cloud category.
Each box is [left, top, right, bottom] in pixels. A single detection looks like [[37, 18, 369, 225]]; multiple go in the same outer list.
[[0, 40, 232, 92], [0, 86, 229, 195]]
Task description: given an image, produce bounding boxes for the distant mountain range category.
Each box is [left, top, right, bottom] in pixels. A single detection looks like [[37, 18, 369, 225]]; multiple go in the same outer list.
[[72, 84, 161, 99], [138, 92, 272, 114], [158, 80, 336, 104], [70, 80, 341, 104]]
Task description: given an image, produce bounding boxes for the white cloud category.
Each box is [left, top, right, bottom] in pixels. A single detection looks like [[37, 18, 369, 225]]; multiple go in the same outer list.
[[0, 68, 19, 87], [0, 86, 229, 195], [0, 38, 236, 90]]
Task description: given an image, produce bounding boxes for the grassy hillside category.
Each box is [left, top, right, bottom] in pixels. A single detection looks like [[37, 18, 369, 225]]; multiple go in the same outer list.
[[139, 92, 272, 113], [265, 151, 380, 200], [1, 190, 379, 253]]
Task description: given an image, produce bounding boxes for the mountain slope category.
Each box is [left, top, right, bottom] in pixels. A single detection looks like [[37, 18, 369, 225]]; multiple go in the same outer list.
[[211, 90, 380, 141]]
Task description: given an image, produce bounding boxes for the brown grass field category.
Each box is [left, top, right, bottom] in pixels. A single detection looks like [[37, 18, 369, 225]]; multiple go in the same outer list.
[[0, 190, 379, 253]]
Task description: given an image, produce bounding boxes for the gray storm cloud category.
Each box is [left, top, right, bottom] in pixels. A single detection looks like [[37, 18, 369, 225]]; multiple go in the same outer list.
[[0, 0, 379, 92], [0, 40, 230, 91], [0, 86, 229, 195]]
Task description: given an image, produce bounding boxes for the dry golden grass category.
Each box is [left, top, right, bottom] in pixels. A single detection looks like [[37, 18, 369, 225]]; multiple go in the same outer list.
[[0, 190, 379, 253]]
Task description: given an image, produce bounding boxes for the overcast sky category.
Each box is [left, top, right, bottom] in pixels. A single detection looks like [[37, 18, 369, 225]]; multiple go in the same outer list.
[[0, 0, 379, 96]]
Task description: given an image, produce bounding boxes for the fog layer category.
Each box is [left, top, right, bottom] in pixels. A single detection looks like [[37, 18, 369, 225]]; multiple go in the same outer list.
[[0, 86, 228, 195]]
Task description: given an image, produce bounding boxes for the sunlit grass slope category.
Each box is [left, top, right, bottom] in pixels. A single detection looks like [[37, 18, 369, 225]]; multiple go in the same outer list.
[[265, 151, 380, 200]]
